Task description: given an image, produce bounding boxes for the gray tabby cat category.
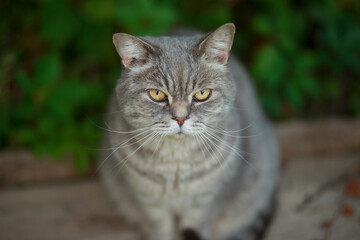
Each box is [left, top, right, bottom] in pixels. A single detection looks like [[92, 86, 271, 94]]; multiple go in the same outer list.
[[100, 23, 279, 240]]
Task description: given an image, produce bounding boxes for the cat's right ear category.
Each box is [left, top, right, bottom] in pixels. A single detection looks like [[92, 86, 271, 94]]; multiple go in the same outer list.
[[113, 33, 155, 69]]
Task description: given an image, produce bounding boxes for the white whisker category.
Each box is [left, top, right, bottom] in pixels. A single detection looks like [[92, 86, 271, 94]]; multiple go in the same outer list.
[[206, 129, 254, 156], [208, 119, 256, 133], [198, 132, 230, 179], [205, 130, 252, 167], [96, 128, 154, 174], [96, 130, 154, 152], [206, 124, 264, 138], [98, 120, 152, 134], [193, 134, 210, 189], [147, 133, 165, 166], [195, 134, 207, 160], [101, 109, 125, 116], [115, 132, 158, 171]]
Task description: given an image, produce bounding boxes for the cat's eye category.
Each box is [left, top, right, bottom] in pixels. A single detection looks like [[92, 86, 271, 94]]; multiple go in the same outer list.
[[147, 89, 167, 102], [193, 89, 212, 102]]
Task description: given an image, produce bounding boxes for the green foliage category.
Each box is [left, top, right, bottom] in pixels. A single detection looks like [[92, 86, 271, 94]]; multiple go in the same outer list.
[[245, 0, 360, 117], [0, 0, 359, 171]]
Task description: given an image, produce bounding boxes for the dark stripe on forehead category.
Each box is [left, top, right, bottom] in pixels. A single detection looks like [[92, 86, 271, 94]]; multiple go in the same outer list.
[[178, 56, 184, 96], [144, 68, 165, 87], [185, 53, 193, 93], [164, 56, 176, 92], [191, 65, 198, 91], [157, 66, 170, 90], [196, 77, 207, 89], [177, 41, 189, 97]]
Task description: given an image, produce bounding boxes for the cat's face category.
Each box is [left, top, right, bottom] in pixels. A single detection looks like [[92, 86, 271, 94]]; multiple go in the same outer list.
[[113, 24, 236, 137]]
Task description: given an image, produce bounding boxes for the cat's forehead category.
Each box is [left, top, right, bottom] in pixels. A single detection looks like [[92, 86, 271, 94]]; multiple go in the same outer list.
[[140, 35, 208, 96]]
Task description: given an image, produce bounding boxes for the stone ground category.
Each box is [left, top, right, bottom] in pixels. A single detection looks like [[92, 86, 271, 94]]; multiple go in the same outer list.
[[0, 118, 359, 240]]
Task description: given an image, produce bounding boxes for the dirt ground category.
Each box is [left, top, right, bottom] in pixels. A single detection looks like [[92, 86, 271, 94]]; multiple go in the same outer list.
[[1, 118, 360, 240]]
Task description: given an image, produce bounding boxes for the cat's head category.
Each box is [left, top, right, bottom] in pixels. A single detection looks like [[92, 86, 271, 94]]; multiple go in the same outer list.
[[113, 23, 236, 137]]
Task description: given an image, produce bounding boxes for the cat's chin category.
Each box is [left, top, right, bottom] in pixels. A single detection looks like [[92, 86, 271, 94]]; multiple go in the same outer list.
[[167, 132, 189, 140]]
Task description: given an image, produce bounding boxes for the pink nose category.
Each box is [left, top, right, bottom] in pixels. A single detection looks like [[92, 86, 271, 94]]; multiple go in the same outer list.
[[174, 117, 187, 127]]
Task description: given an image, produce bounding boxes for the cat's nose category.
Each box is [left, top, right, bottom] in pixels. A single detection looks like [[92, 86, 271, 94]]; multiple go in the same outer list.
[[173, 117, 188, 127]]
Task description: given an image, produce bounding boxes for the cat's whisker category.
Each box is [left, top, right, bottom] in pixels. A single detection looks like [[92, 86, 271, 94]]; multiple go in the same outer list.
[[147, 133, 165, 166], [205, 130, 253, 167], [99, 120, 152, 134], [114, 130, 156, 149], [193, 134, 210, 189], [203, 135, 229, 173], [206, 129, 254, 156], [194, 134, 207, 160], [227, 105, 248, 111], [199, 132, 231, 179], [205, 125, 264, 139], [115, 132, 158, 171], [96, 140, 129, 173], [198, 132, 230, 180], [96, 130, 154, 152], [98, 124, 151, 135], [95, 126, 154, 170], [100, 109, 126, 116], [207, 119, 257, 134], [96, 130, 155, 174]]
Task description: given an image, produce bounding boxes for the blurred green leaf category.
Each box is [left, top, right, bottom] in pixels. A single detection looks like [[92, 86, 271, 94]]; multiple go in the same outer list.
[[115, 0, 178, 35], [350, 94, 360, 114], [260, 93, 281, 118], [82, 0, 117, 22], [252, 15, 272, 34], [252, 44, 285, 89], [41, 0, 79, 48], [74, 150, 89, 173], [15, 127, 37, 146], [15, 71, 32, 93], [285, 82, 303, 109], [34, 53, 62, 87]]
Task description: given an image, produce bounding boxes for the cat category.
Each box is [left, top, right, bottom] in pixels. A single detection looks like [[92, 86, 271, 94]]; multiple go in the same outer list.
[[100, 23, 279, 240]]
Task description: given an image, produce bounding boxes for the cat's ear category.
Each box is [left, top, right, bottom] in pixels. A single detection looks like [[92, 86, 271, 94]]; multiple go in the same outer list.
[[113, 33, 155, 69], [198, 23, 235, 64]]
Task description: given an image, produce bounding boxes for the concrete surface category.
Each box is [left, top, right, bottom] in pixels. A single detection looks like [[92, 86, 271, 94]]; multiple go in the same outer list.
[[0, 180, 139, 240], [265, 152, 360, 240]]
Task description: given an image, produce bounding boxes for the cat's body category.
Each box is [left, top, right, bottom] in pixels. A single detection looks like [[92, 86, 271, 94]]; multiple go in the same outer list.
[[100, 24, 279, 240]]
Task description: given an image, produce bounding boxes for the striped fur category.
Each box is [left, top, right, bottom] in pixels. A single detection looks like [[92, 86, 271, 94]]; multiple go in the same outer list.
[[100, 23, 279, 240]]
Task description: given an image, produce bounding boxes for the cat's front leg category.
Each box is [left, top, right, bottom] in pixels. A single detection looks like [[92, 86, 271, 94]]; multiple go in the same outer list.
[[141, 206, 178, 240]]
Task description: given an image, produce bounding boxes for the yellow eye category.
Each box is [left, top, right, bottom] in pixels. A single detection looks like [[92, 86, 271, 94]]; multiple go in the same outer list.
[[148, 89, 167, 102], [193, 89, 212, 101]]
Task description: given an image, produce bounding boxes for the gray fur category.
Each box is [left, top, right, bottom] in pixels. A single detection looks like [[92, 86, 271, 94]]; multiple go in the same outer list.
[[100, 23, 279, 240]]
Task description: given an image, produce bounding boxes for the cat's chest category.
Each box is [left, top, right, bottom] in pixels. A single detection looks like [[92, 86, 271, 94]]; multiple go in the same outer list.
[[122, 145, 239, 207], [120, 139, 217, 179], [124, 164, 224, 209]]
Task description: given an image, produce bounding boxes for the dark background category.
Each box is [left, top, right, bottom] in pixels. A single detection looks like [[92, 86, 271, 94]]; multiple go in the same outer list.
[[1, 0, 359, 172]]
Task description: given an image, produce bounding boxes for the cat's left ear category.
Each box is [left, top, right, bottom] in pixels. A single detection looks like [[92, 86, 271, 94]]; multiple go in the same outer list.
[[198, 23, 235, 64]]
